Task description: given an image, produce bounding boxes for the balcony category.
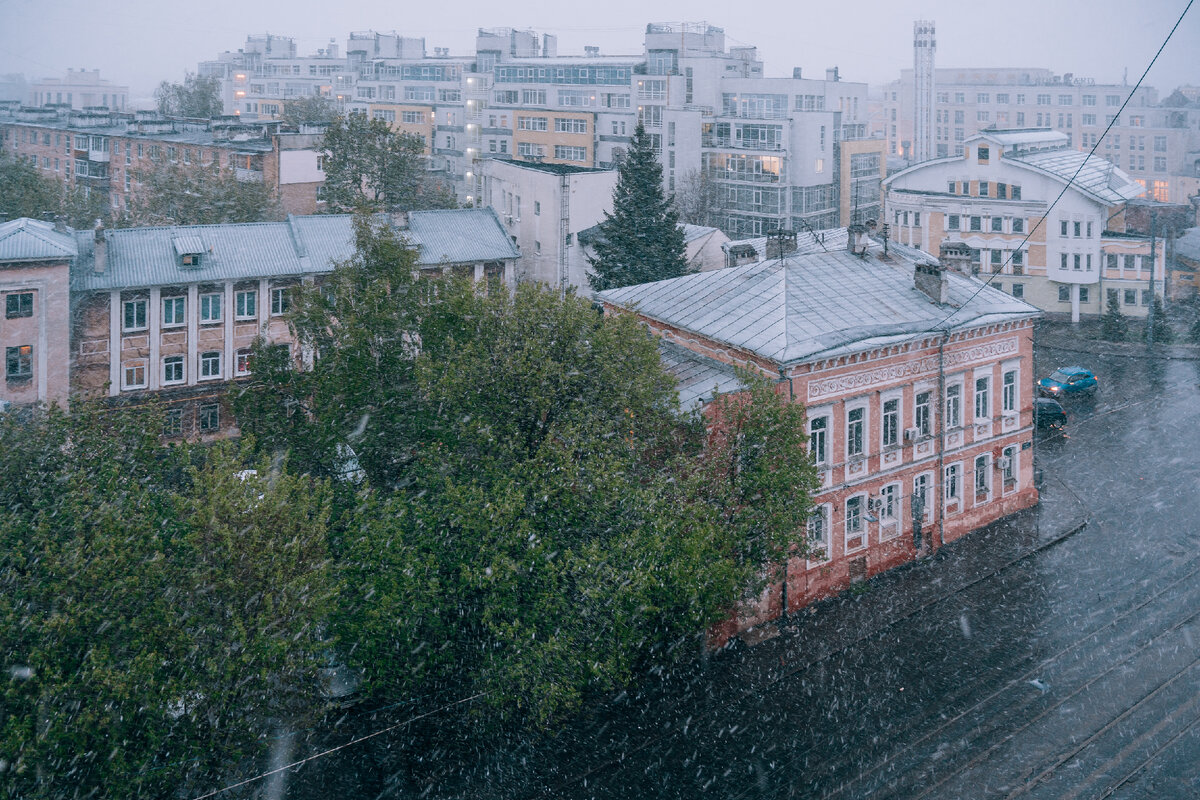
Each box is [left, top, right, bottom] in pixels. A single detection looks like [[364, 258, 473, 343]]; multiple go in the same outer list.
[[701, 135, 784, 152], [235, 167, 263, 182]]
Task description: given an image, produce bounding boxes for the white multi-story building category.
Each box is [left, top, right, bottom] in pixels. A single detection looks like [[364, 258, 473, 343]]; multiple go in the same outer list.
[[884, 129, 1163, 322], [198, 23, 887, 238], [28, 69, 129, 112]]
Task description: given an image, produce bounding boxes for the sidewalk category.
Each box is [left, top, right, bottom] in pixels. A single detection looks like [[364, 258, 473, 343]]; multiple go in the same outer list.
[[1036, 318, 1200, 361]]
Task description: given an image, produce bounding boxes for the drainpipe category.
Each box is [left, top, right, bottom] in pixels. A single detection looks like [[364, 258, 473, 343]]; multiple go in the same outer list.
[[779, 367, 794, 620], [936, 330, 948, 549]]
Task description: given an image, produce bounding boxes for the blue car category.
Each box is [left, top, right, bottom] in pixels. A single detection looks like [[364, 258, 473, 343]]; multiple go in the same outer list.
[[1038, 366, 1098, 398]]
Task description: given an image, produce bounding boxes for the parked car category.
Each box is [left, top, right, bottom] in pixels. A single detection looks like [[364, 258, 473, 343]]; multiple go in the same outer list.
[[1034, 397, 1068, 428], [1038, 366, 1098, 398]]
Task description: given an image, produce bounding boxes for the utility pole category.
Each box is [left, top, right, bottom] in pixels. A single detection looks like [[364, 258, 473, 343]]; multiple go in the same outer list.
[[1147, 211, 1157, 347]]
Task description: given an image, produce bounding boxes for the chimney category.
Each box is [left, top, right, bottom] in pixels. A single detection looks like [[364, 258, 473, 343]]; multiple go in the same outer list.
[[93, 219, 106, 274], [826, 66, 839, 82], [846, 223, 870, 256], [914, 262, 948, 305], [584, 45, 600, 58], [765, 229, 797, 259], [392, 211, 409, 230], [53, 215, 68, 233]]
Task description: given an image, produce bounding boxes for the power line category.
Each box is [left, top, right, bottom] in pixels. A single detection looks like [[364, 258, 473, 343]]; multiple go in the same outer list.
[[188, 693, 486, 799], [920, 0, 1194, 336]]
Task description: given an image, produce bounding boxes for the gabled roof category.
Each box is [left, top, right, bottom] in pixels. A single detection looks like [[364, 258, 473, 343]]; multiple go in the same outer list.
[[405, 207, 520, 264], [599, 242, 1039, 366], [657, 339, 746, 411], [0, 218, 78, 263], [1007, 149, 1144, 205]]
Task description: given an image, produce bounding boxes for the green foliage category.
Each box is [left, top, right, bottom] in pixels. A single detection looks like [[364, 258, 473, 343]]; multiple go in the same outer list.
[[0, 407, 337, 798], [1101, 290, 1128, 341], [122, 161, 281, 226], [1143, 296, 1173, 343], [319, 114, 457, 213], [588, 123, 690, 291], [0, 151, 114, 228], [280, 94, 338, 127], [154, 72, 223, 118], [236, 216, 818, 728]]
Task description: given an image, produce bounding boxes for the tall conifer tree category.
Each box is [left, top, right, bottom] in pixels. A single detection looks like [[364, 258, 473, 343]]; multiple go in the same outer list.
[[587, 124, 690, 290]]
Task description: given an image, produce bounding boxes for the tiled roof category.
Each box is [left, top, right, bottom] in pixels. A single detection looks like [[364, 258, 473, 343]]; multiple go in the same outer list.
[[1007, 149, 1144, 205], [0, 218, 79, 263], [599, 241, 1039, 366], [70, 210, 518, 291]]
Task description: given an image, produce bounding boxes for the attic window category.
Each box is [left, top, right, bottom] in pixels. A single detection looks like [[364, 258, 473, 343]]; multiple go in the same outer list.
[[181, 253, 201, 267], [977, 146, 990, 163], [172, 234, 206, 268]]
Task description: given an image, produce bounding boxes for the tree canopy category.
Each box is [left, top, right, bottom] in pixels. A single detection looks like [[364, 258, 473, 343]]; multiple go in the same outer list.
[[236, 215, 818, 728], [122, 161, 281, 226], [0, 151, 115, 228], [319, 114, 457, 213], [587, 123, 691, 291], [154, 72, 223, 118], [281, 94, 338, 128]]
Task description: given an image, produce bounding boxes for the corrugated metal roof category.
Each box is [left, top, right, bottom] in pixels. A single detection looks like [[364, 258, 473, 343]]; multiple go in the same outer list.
[[1008, 149, 1144, 205], [657, 339, 746, 411], [405, 208, 520, 265], [599, 242, 1040, 366], [1176, 228, 1200, 263], [0, 218, 78, 263], [722, 227, 851, 260], [681, 224, 722, 244], [71, 210, 518, 292], [171, 235, 205, 256]]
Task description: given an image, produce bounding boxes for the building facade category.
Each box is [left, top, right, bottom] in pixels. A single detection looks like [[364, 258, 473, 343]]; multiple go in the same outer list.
[[884, 130, 1162, 321], [28, 69, 129, 112], [598, 232, 1041, 638], [878, 60, 1200, 203], [0, 106, 326, 216], [198, 23, 886, 237], [0, 211, 519, 429]]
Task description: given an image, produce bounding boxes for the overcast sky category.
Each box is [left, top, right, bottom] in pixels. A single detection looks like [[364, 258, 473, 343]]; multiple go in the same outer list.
[[2, 0, 1196, 102]]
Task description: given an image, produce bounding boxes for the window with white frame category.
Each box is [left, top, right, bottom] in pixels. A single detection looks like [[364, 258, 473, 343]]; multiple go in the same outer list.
[[845, 495, 865, 551], [123, 361, 147, 389], [974, 453, 991, 501], [945, 383, 962, 428], [123, 298, 147, 332], [808, 414, 828, 465], [162, 296, 185, 327], [846, 405, 865, 458], [807, 505, 831, 562], [974, 376, 990, 422], [1001, 445, 1017, 489], [882, 397, 900, 448], [199, 351, 221, 380], [914, 390, 931, 437], [235, 348, 252, 376], [913, 472, 933, 523], [235, 290, 256, 319], [163, 355, 184, 384], [1002, 369, 1017, 413], [945, 462, 962, 505], [879, 483, 899, 528], [199, 292, 222, 323]]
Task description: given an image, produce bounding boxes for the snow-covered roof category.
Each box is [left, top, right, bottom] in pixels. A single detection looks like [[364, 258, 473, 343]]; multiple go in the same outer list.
[[1007, 149, 1144, 205], [599, 240, 1040, 367]]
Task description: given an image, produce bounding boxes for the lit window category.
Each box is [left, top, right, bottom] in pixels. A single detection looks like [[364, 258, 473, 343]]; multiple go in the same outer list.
[[6, 345, 33, 379], [235, 349, 252, 376]]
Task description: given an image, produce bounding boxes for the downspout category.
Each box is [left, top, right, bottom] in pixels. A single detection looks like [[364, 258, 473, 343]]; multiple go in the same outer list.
[[936, 330, 948, 549], [779, 367, 795, 620]]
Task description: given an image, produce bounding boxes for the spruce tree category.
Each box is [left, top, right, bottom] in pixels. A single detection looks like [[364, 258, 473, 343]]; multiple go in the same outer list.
[[588, 124, 690, 291], [1143, 296, 1173, 343], [1101, 290, 1128, 341]]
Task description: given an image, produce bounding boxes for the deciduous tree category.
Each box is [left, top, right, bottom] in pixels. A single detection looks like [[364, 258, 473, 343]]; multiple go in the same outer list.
[[154, 72, 223, 118]]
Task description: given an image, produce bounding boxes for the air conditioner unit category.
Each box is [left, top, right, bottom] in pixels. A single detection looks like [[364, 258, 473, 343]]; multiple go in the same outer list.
[[903, 427, 921, 442], [996, 455, 1012, 470]]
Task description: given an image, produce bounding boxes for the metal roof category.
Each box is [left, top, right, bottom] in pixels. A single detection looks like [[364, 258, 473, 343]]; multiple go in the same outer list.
[[0, 218, 79, 263], [721, 227, 852, 260], [1175, 228, 1200, 263], [1007, 149, 1144, 205], [972, 129, 1068, 149], [70, 210, 519, 292], [656, 339, 746, 411], [599, 241, 1040, 366]]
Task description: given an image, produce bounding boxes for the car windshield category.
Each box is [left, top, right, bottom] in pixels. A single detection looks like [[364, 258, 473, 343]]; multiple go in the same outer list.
[[1049, 369, 1074, 382]]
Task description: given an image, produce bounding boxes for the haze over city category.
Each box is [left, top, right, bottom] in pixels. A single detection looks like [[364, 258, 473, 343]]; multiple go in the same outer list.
[[3, 0, 1198, 100]]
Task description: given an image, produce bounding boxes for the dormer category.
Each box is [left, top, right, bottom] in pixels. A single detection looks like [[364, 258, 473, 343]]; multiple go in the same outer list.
[[172, 235, 205, 268]]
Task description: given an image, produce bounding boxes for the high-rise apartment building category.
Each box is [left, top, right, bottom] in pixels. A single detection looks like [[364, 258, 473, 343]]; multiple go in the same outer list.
[[912, 20, 936, 163], [198, 23, 887, 237]]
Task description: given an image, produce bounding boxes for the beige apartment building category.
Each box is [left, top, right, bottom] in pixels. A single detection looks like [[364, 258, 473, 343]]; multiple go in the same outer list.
[[884, 130, 1162, 322]]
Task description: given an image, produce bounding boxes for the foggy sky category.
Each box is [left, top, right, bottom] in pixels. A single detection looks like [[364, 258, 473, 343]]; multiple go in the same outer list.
[[2, 0, 1197, 103]]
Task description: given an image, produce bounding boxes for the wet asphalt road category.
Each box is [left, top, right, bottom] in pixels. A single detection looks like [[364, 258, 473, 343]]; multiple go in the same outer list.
[[286, 332, 1200, 799]]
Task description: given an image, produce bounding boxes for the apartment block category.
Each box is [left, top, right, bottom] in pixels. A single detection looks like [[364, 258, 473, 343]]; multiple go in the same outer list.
[[884, 129, 1162, 322], [0, 105, 326, 216], [198, 23, 886, 237], [879, 58, 1200, 202], [28, 69, 129, 112]]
